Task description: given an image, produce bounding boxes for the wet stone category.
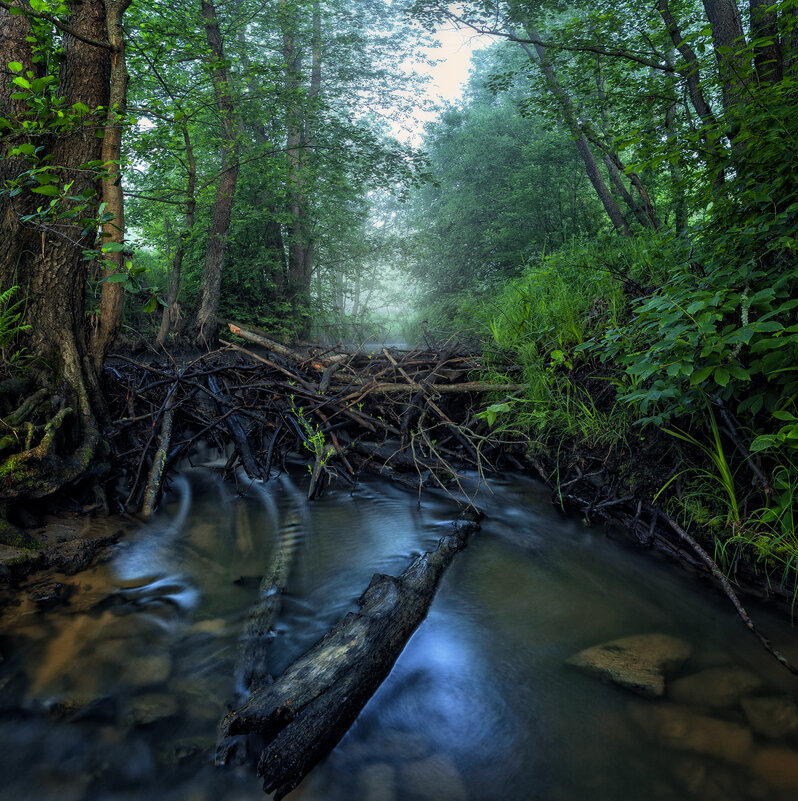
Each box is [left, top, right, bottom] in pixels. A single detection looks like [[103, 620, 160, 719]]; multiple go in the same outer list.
[[400, 754, 467, 801], [123, 693, 179, 727], [120, 652, 173, 688], [46, 694, 118, 723], [741, 696, 798, 739], [567, 634, 692, 697], [669, 666, 763, 709], [171, 735, 215, 764], [629, 702, 753, 764]]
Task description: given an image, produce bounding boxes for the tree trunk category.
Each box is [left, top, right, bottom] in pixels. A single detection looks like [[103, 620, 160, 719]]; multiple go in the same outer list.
[[91, 0, 132, 370], [702, 0, 749, 112], [749, 0, 782, 85], [509, 20, 631, 234], [0, 1, 111, 501], [185, 0, 240, 347], [216, 514, 480, 799], [157, 118, 196, 345]]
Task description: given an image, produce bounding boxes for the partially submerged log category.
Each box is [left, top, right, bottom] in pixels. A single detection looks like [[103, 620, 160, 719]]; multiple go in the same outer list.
[[216, 513, 481, 798]]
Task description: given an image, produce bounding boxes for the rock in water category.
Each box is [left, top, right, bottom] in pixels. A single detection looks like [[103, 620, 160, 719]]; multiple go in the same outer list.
[[566, 633, 692, 697], [741, 696, 798, 739], [669, 666, 763, 709], [629, 703, 753, 763]]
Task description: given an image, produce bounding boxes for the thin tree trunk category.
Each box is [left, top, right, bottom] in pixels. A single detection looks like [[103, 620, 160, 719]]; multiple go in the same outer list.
[[234, 5, 288, 298], [507, 17, 630, 234], [92, 0, 132, 370], [157, 118, 196, 345], [186, 0, 240, 347]]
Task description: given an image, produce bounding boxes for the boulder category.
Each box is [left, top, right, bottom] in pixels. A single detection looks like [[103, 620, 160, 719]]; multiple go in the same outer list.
[[567, 634, 692, 697], [669, 666, 763, 709]]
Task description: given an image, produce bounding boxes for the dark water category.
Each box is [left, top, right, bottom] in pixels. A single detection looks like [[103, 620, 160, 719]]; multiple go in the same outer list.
[[2, 466, 798, 801]]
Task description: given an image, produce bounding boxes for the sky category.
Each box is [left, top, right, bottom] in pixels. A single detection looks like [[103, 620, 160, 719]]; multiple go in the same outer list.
[[391, 23, 491, 145]]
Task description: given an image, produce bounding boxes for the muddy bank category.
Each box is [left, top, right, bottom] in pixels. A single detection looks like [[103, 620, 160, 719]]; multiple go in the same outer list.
[[0, 516, 133, 589]]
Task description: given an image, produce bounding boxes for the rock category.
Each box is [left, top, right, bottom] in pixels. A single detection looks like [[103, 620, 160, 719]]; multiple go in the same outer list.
[[567, 634, 692, 697], [359, 762, 397, 801], [629, 702, 753, 763], [401, 754, 467, 801], [742, 696, 798, 739], [123, 652, 172, 687], [190, 618, 227, 636], [123, 693, 179, 727], [171, 735, 214, 764], [752, 746, 798, 790], [27, 581, 69, 609], [46, 694, 118, 722], [669, 666, 763, 709]]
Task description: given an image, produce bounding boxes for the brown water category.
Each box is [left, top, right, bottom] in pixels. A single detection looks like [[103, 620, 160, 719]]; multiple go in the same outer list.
[[2, 465, 798, 801]]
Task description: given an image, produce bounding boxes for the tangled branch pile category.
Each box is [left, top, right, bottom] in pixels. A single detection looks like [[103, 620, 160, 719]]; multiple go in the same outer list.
[[105, 322, 521, 515]]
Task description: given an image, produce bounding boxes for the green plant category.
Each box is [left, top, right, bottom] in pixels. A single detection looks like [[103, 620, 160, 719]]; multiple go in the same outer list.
[[0, 285, 31, 370]]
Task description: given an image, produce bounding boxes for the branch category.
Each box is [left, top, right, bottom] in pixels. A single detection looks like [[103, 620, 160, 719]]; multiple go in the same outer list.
[[444, 13, 675, 73], [0, 0, 113, 50]]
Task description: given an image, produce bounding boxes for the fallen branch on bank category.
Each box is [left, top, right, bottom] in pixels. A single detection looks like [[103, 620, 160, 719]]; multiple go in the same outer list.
[[215, 512, 481, 798]]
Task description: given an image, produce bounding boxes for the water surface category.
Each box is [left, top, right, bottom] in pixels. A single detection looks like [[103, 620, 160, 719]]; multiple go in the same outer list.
[[2, 467, 798, 801]]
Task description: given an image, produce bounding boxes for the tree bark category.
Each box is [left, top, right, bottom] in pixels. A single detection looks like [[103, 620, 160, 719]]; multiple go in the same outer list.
[[91, 0, 131, 370], [0, 1, 111, 500], [749, 0, 782, 85], [702, 0, 749, 112], [185, 0, 240, 347]]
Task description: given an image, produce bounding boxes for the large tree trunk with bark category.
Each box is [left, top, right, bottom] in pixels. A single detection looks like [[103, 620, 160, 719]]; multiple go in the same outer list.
[[702, 0, 749, 113], [0, 1, 111, 510], [184, 0, 240, 348]]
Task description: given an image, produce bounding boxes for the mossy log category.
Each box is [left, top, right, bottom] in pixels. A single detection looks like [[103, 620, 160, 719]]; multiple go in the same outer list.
[[216, 514, 479, 798]]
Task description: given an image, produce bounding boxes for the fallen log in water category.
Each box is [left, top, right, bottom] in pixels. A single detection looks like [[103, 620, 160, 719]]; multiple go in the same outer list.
[[216, 512, 481, 798]]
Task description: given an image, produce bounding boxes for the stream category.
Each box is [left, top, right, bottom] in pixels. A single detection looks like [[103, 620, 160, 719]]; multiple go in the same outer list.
[[2, 464, 798, 801]]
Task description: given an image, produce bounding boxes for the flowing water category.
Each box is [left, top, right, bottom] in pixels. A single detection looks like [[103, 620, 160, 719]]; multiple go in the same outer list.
[[2, 465, 798, 801]]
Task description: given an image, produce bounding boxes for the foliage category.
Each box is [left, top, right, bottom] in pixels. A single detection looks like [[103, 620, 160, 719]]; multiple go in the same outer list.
[[0, 285, 30, 371]]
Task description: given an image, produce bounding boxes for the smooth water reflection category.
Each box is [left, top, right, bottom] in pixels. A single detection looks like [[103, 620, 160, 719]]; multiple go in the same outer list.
[[1, 468, 798, 801]]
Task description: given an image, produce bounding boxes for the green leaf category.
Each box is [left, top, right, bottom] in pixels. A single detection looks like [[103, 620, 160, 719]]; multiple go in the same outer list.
[[713, 366, 730, 387], [8, 62, 24, 73], [103, 272, 129, 283], [30, 185, 60, 196], [12, 76, 31, 90], [142, 295, 158, 313], [101, 242, 126, 253]]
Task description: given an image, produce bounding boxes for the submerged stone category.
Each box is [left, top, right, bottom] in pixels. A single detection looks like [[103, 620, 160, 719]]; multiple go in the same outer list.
[[123, 693, 179, 727], [752, 747, 798, 790], [741, 696, 798, 739], [669, 666, 763, 709], [629, 703, 753, 763], [567, 633, 692, 697], [359, 762, 397, 801], [400, 754, 467, 801]]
